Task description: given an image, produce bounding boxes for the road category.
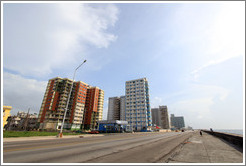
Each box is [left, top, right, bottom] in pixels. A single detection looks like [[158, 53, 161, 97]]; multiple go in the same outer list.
[[3, 131, 194, 163]]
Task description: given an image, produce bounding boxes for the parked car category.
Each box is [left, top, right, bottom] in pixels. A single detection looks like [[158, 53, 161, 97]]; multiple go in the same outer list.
[[89, 130, 99, 134]]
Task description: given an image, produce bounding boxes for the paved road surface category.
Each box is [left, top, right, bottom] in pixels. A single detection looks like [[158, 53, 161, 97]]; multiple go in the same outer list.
[[166, 132, 243, 163], [3, 131, 193, 163]]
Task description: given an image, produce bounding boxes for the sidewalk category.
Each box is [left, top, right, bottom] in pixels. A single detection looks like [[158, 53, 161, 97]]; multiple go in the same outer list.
[[167, 131, 243, 163], [3, 134, 104, 142]]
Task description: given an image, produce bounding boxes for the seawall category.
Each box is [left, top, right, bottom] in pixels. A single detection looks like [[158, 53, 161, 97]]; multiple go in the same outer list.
[[202, 130, 243, 148]]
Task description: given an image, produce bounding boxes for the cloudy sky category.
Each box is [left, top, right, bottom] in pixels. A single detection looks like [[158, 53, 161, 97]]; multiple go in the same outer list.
[[2, 2, 245, 129]]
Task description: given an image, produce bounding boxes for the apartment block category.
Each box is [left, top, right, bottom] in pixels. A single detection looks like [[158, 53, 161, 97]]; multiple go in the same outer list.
[[84, 87, 104, 130], [120, 96, 126, 121], [125, 78, 152, 131], [5, 112, 38, 131], [151, 106, 170, 129], [159, 106, 170, 129], [38, 77, 104, 131], [170, 114, 185, 129], [107, 97, 120, 120], [107, 95, 126, 121], [151, 108, 160, 126]]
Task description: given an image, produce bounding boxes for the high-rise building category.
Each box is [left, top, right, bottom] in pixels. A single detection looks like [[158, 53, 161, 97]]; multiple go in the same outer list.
[[151, 108, 161, 127], [120, 96, 125, 121], [125, 78, 152, 131], [3, 106, 12, 128], [107, 97, 120, 121], [107, 96, 125, 121], [151, 106, 170, 129], [84, 87, 104, 130], [170, 114, 185, 129], [38, 77, 104, 130], [159, 106, 170, 129]]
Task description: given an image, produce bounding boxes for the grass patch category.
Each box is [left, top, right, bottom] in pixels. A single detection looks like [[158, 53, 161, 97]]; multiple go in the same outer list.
[[3, 131, 82, 138]]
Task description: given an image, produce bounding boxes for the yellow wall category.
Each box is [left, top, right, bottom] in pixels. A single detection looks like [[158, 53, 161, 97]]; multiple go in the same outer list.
[[3, 106, 12, 128]]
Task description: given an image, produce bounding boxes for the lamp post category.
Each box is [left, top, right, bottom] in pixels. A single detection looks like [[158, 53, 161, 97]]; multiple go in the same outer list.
[[58, 60, 87, 138]]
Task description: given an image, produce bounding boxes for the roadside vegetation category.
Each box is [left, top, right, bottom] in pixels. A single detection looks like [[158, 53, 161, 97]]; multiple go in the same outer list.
[[3, 131, 82, 138]]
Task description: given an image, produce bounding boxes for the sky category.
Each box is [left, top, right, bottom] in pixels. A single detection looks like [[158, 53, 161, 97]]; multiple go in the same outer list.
[[2, 1, 245, 130]]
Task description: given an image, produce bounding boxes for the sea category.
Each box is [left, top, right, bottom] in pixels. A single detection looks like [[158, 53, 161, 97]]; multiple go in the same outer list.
[[213, 129, 243, 136]]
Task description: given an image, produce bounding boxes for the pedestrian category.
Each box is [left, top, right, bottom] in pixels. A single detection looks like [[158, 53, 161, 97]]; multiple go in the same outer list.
[[200, 130, 202, 136]]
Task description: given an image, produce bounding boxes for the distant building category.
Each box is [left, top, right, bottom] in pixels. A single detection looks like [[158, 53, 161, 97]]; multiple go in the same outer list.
[[107, 96, 126, 121], [187, 126, 193, 130], [125, 78, 152, 131], [120, 96, 126, 121], [170, 114, 185, 129], [3, 106, 12, 129], [159, 106, 171, 129], [151, 108, 160, 127], [151, 106, 170, 129], [107, 97, 121, 120], [38, 77, 104, 131], [5, 116, 21, 130], [5, 112, 38, 131]]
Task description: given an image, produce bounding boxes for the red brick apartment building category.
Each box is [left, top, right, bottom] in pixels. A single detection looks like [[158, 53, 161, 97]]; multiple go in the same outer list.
[[38, 77, 104, 131]]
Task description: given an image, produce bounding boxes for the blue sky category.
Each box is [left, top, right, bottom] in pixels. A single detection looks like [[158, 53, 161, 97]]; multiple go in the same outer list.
[[2, 2, 245, 129]]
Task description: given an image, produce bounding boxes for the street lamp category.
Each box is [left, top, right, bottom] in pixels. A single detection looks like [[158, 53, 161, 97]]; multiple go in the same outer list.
[[58, 60, 87, 138]]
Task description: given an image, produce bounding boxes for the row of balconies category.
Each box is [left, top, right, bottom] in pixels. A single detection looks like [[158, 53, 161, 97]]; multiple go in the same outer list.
[[126, 95, 148, 98], [125, 116, 148, 119], [125, 106, 147, 109]]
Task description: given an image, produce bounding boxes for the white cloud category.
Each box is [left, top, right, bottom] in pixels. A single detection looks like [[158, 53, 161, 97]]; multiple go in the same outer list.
[[4, 3, 119, 77], [3, 72, 47, 115], [190, 2, 245, 81]]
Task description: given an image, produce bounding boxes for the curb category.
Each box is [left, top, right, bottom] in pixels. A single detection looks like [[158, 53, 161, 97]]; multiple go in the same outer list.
[[3, 134, 105, 142]]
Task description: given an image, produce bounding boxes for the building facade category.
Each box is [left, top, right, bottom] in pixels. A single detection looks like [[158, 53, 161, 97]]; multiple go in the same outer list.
[[107, 96, 126, 121], [84, 87, 104, 130], [107, 97, 121, 121], [151, 108, 161, 127], [170, 114, 185, 129], [125, 78, 152, 131], [159, 106, 170, 129], [120, 96, 126, 121], [38, 77, 104, 131], [5, 112, 38, 131], [3, 106, 12, 128], [151, 106, 170, 129]]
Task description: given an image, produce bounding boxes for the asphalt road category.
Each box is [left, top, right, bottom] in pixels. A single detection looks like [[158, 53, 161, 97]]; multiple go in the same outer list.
[[3, 131, 194, 163]]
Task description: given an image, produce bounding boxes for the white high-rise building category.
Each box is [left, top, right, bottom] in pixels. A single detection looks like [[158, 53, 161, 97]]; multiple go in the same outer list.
[[125, 78, 152, 131]]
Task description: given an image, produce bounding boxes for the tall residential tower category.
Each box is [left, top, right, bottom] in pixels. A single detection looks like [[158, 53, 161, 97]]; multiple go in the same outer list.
[[125, 78, 152, 131], [38, 77, 104, 130], [107, 97, 121, 121], [151, 106, 170, 129], [107, 96, 125, 121]]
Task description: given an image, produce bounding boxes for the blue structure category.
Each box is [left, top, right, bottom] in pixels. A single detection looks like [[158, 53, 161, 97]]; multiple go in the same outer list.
[[97, 120, 128, 133]]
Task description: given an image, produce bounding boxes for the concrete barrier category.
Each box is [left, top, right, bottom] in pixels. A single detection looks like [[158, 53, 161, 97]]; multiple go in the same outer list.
[[202, 130, 243, 148]]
